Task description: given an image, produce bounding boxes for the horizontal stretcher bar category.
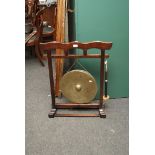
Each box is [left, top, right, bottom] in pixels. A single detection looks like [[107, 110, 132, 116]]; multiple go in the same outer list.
[[55, 103, 100, 109], [55, 113, 100, 117], [48, 54, 109, 58]]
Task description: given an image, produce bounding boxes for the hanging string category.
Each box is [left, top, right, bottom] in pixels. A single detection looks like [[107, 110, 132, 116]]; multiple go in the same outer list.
[[76, 59, 88, 72], [64, 49, 88, 73], [64, 59, 76, 73]]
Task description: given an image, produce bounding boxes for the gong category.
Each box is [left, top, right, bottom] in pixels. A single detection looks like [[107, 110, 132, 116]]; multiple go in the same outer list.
[[60, 70, 98, 103]]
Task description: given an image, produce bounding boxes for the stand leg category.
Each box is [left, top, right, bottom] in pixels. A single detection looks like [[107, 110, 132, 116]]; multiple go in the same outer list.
[[48, 109, 56, 118], [99, 50, 105, 108], [47, 50, 56, 118], [99, 108, 106, 118]]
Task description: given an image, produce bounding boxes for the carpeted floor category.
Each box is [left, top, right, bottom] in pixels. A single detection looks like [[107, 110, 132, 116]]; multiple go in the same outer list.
[[25, 58, 129, 155]]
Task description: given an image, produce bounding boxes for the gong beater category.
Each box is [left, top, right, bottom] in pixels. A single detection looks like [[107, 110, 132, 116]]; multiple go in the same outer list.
[[60, 70, 98, 103]]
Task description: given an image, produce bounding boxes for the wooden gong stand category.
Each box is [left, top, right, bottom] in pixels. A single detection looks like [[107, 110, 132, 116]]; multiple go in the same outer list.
[[40, 41, 112, 118]]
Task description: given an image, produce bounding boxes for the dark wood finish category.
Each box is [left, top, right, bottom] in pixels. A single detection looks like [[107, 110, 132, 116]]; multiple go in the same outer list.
[[38, 54, 109, 60], [25, 7, 46, 66], [47, 51, 56, 108], [42, 5, 57, 31], [25, 0, 38, 25], [64, 50, 68, 56], [55, 113, 100, 117], [99, 50, 105, 108], [47, 54, 109, 59], [26, 2, 57, 66], [41, 5, 57, 40], [55, 103, 100, 109], [40, 41, 112, 51], [42, 41, 112, 118], [25, 30, 37, 44]]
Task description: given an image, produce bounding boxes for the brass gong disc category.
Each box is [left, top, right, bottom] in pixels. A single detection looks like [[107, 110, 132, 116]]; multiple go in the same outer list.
[[60, 70, 97, 103]]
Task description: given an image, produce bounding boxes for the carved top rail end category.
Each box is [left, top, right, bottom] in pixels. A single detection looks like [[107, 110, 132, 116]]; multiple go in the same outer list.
[[40, 41, 112, 51]]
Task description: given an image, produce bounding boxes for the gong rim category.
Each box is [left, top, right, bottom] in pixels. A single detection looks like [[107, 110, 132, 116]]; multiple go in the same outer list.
[[60, 70, 98, 103]]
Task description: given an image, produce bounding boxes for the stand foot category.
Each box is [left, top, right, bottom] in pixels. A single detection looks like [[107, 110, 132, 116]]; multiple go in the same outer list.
[[48, 109, 56, 118], [99, 109, 106, 118]]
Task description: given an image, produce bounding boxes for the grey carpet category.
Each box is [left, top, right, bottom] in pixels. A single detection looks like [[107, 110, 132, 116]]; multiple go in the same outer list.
[[25, 58, 129, 155]]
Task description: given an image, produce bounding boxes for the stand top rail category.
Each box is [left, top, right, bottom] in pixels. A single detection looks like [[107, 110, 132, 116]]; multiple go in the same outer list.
[[40, 41, 112, 51]]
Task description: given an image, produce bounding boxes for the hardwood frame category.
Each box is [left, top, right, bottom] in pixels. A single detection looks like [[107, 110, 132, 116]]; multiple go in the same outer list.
[[40, 41, 112, 118]]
